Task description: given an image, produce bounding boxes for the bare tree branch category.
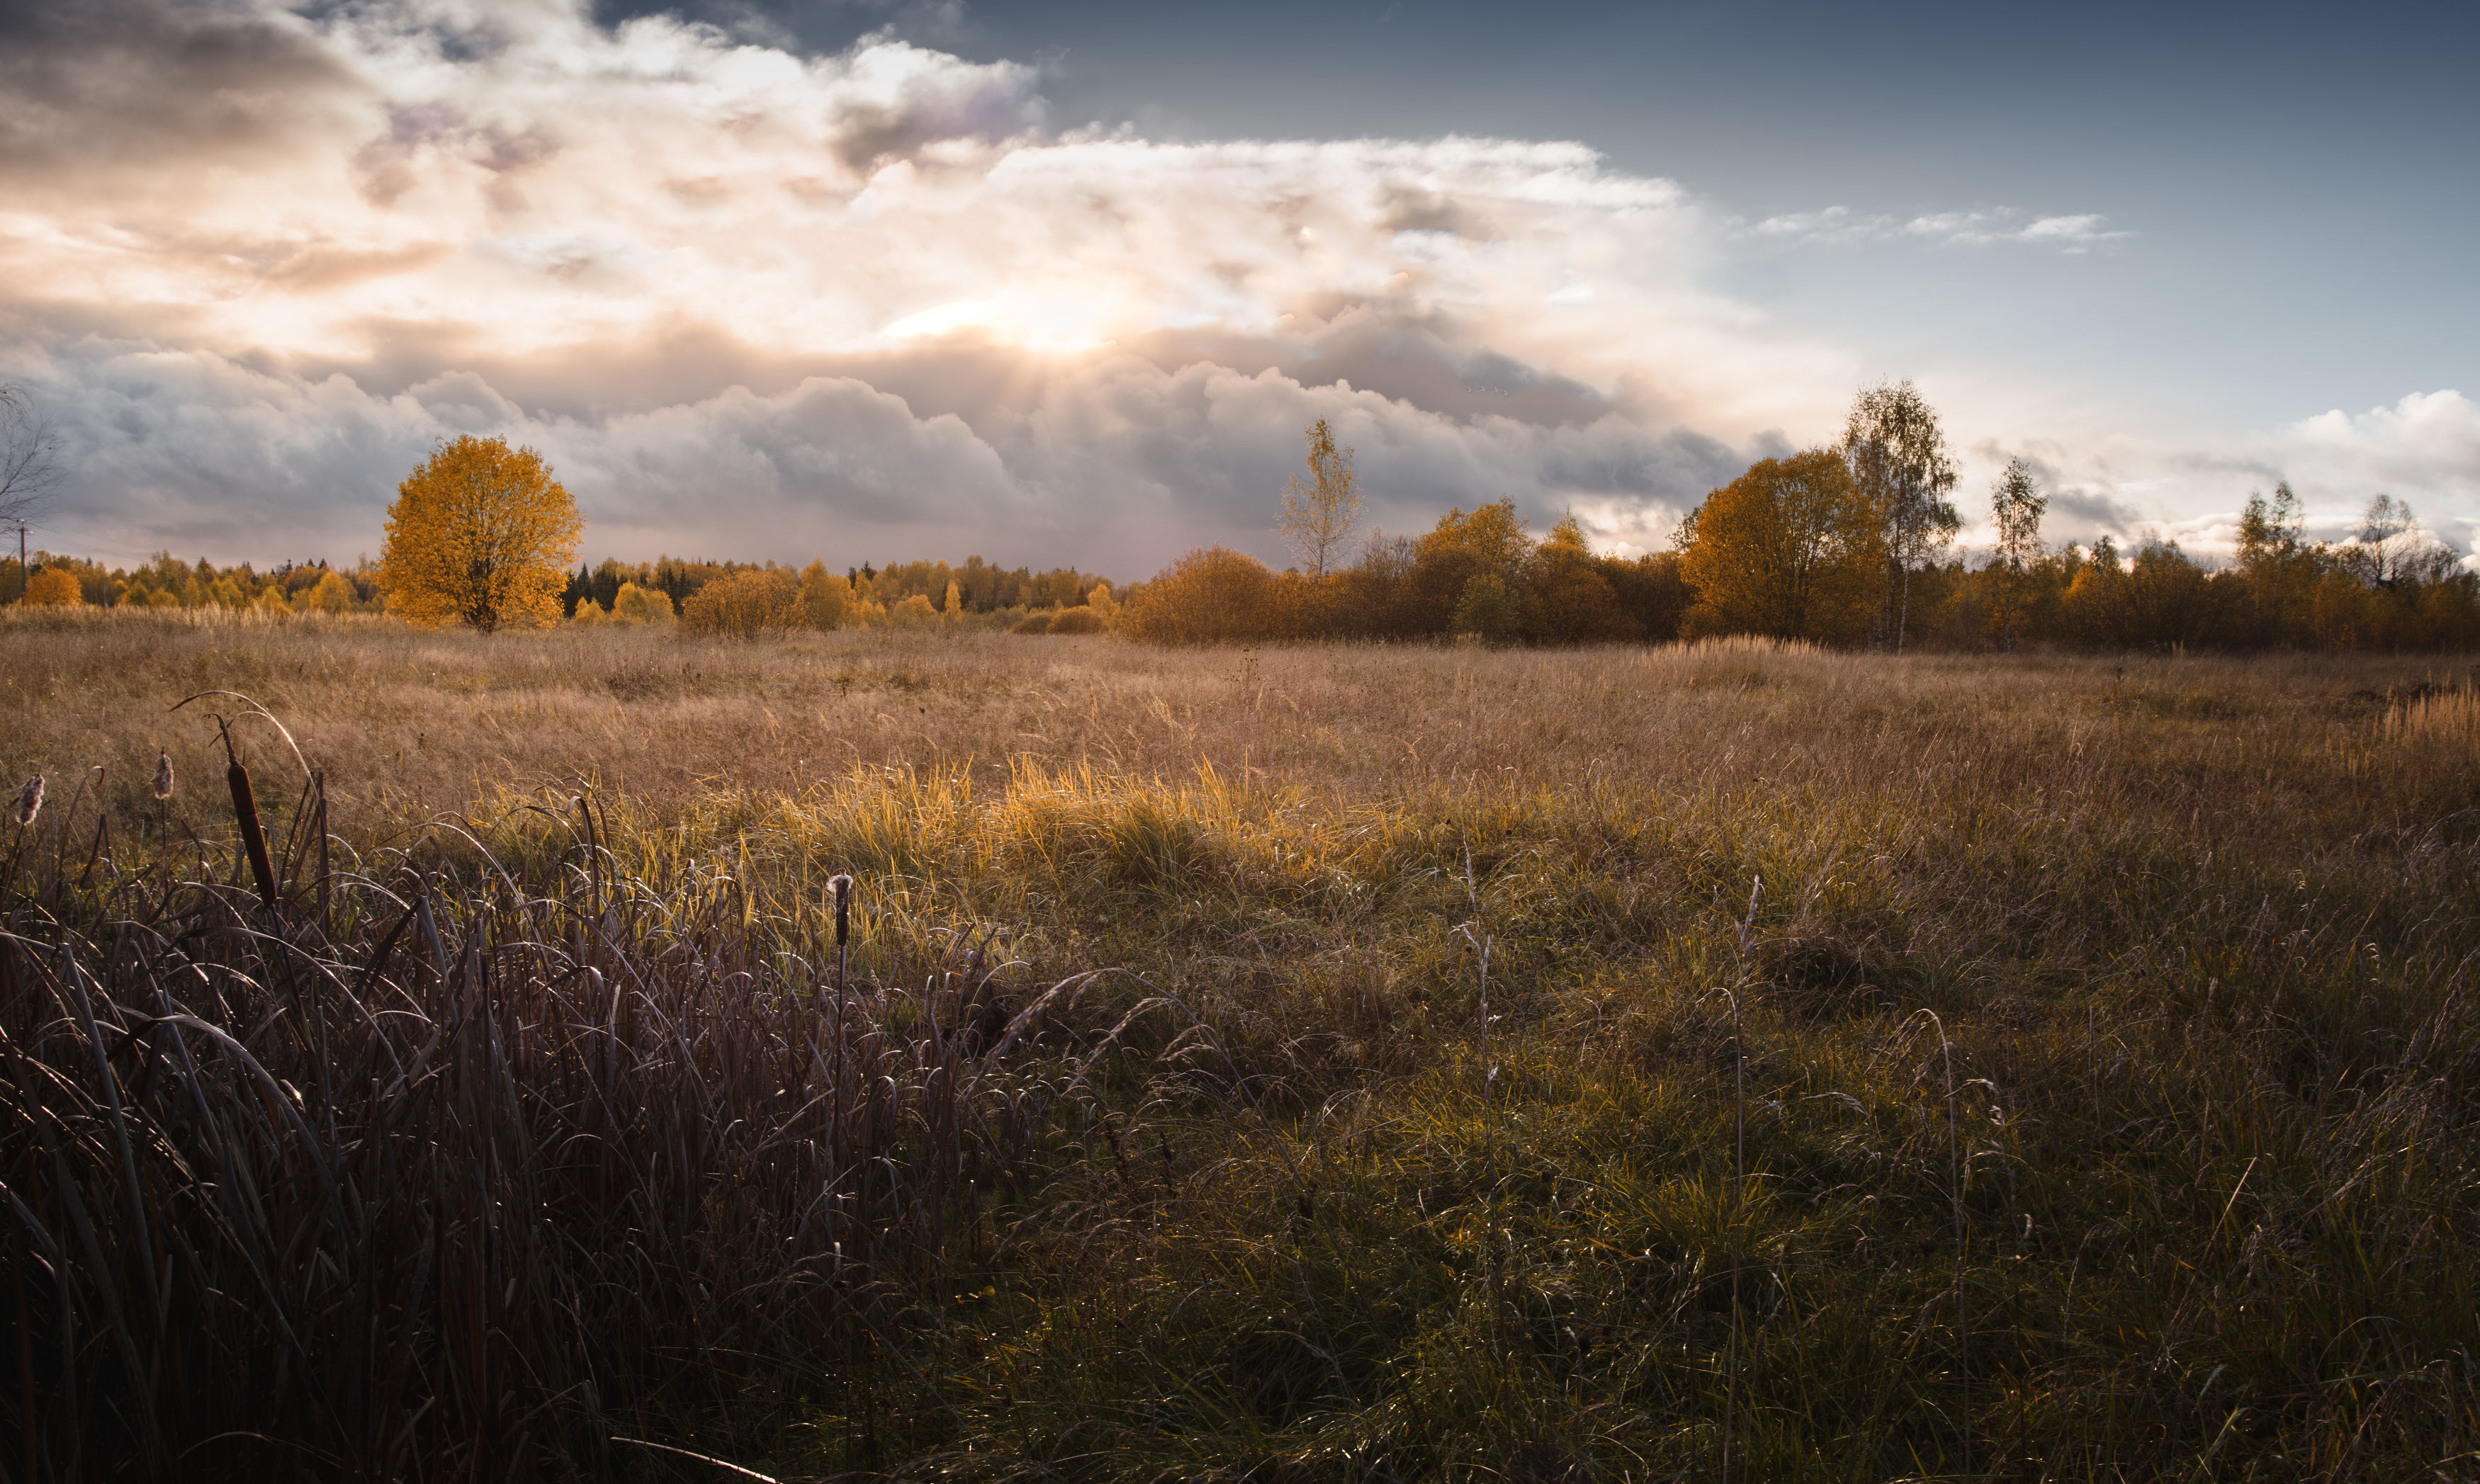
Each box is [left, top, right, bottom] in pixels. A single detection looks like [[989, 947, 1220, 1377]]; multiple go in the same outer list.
[[0, 382, 65, 531]]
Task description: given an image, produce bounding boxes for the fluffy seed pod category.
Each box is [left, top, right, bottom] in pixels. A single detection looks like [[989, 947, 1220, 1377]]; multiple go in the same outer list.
[[828, 873, 853, 947], [11, 775, 40, 827], [154, 752, 175, 800]]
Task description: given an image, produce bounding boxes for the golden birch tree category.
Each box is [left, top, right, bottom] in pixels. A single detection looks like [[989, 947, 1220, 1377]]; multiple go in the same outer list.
[[1279, 419, 1362, 577], [380, 436, 582, 633]]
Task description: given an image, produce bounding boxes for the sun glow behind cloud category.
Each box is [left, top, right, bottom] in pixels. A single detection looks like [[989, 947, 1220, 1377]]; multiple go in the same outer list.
[[5, 4, 1716, 371], [0, 0, 2470, 570]]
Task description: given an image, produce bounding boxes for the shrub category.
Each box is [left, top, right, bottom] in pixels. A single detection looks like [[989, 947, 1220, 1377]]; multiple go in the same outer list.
[[1047, 605, 1105, 635], [681, 568, 801, 640], [799, 560, 850, 629], [303, 570, 358, 613], [612, 581, 675, 625], [1012, 611, 1054, 635], [1448, 572, 1524, 643], [21, 567, 81, 607], [1123, 545, 1278, 644]]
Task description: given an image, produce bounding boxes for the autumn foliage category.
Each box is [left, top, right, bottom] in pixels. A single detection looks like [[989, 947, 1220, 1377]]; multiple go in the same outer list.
[[1123, 509, 1692, 647], [1679, 450, 1881, 643], [680, 568, 802, 639], [1122, 546, 1283, 645], [21, 567, 80, 608], [380, 436, 582, 633]]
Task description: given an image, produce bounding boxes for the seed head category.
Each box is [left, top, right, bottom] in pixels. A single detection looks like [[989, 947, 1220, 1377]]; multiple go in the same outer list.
[[154, 752, 175, 800], [828, 873, 854, 946], [12, 775, 40, 827]]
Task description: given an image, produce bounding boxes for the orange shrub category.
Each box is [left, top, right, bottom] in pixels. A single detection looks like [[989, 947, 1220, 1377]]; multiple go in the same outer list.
[[21, 568, 81, 608], [1122, 546, 1280, 645], [680, 569, 800, 640]]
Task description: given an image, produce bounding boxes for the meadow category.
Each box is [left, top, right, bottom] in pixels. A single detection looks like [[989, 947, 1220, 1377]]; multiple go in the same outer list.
[[5, 608, 2479, 1481]]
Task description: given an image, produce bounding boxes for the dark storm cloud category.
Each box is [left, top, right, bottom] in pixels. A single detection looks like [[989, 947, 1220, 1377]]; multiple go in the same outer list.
[[0, 0, 359, 194]]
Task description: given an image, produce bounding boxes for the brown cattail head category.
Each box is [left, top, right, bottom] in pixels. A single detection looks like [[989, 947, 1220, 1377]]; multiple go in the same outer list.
[[828, 873, 853, 946], [154, 752, 175, 800], [11, 775, 40, 827], [227, 755, 278, 910]]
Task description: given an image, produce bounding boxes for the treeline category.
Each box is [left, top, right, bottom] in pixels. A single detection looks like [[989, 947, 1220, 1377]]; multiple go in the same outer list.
[[558, 554, 1104, 621], [16, 375, 2472, 656], [1878, 493, 2480, 653], [1127, 386, 2479, 652], [559, 555, 1122, 639], [1664, 444, 2479, 652], [1122, 486, 2480, 653], [1125, 506, 1689, 645], [1, 552, 381, 613], [0, 545, 1122, 637]]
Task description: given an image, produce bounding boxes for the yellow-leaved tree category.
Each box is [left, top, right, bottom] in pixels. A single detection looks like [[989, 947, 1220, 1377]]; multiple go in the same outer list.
[[1679, 449, 1881, 643], [380, 436, 582, 633], [798, 560, 850, 629], [23, 567, 81, 608], [682, 569, 801, 640]]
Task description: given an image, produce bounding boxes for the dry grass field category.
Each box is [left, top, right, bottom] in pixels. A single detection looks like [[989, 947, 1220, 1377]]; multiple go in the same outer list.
[[6, 607, 2480, 1481]]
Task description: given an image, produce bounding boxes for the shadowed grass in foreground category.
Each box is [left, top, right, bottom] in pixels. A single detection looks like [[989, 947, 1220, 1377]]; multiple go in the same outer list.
[[4, 616, 2479, 1480]]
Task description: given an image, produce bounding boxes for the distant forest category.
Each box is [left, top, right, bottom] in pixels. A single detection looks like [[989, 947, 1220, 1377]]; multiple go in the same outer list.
[[14, 481, 2472, 655], [1115, 485, 2480, 653]]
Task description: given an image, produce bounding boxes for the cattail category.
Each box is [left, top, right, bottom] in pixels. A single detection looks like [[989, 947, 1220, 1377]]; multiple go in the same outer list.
[[828, 873, 853, 947], [154, 752, 174, 800], [11, 775, 39, 827], [227, 750, 278, 911]]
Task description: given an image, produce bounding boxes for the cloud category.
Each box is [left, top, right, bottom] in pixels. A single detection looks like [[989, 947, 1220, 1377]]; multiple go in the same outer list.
[[2274, 390, 2480, 553], [11, 0, 2462, 584], [24, 334, 1764, 575], [1935, 393, 2480, 567], [1744, 205, 2131, 252], [2286, 390, 2480, 494], [0, 0, 1845, 567]]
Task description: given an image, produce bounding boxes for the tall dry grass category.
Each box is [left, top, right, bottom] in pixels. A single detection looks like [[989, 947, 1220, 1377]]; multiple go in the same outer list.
[[6, 606, 2480, 1480], [6, 606, 2469, 851], [2, 778, 1144, 1478]]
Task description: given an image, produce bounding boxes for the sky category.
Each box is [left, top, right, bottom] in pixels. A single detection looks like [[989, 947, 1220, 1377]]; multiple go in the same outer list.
[[2, 0, 2474, 578]]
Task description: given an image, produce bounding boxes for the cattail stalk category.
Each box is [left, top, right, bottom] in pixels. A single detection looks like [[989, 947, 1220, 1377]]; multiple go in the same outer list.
[[154, 751, 174, 845], [1930, 1007, 1971, 1478], [219, 722, 278, 912], [830, 873, 853, 997], [1722, 875, 1760, 1484], [828, 871, 855, 1250], [313, 769, 329, 932], [3, 774, 40, 896]]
